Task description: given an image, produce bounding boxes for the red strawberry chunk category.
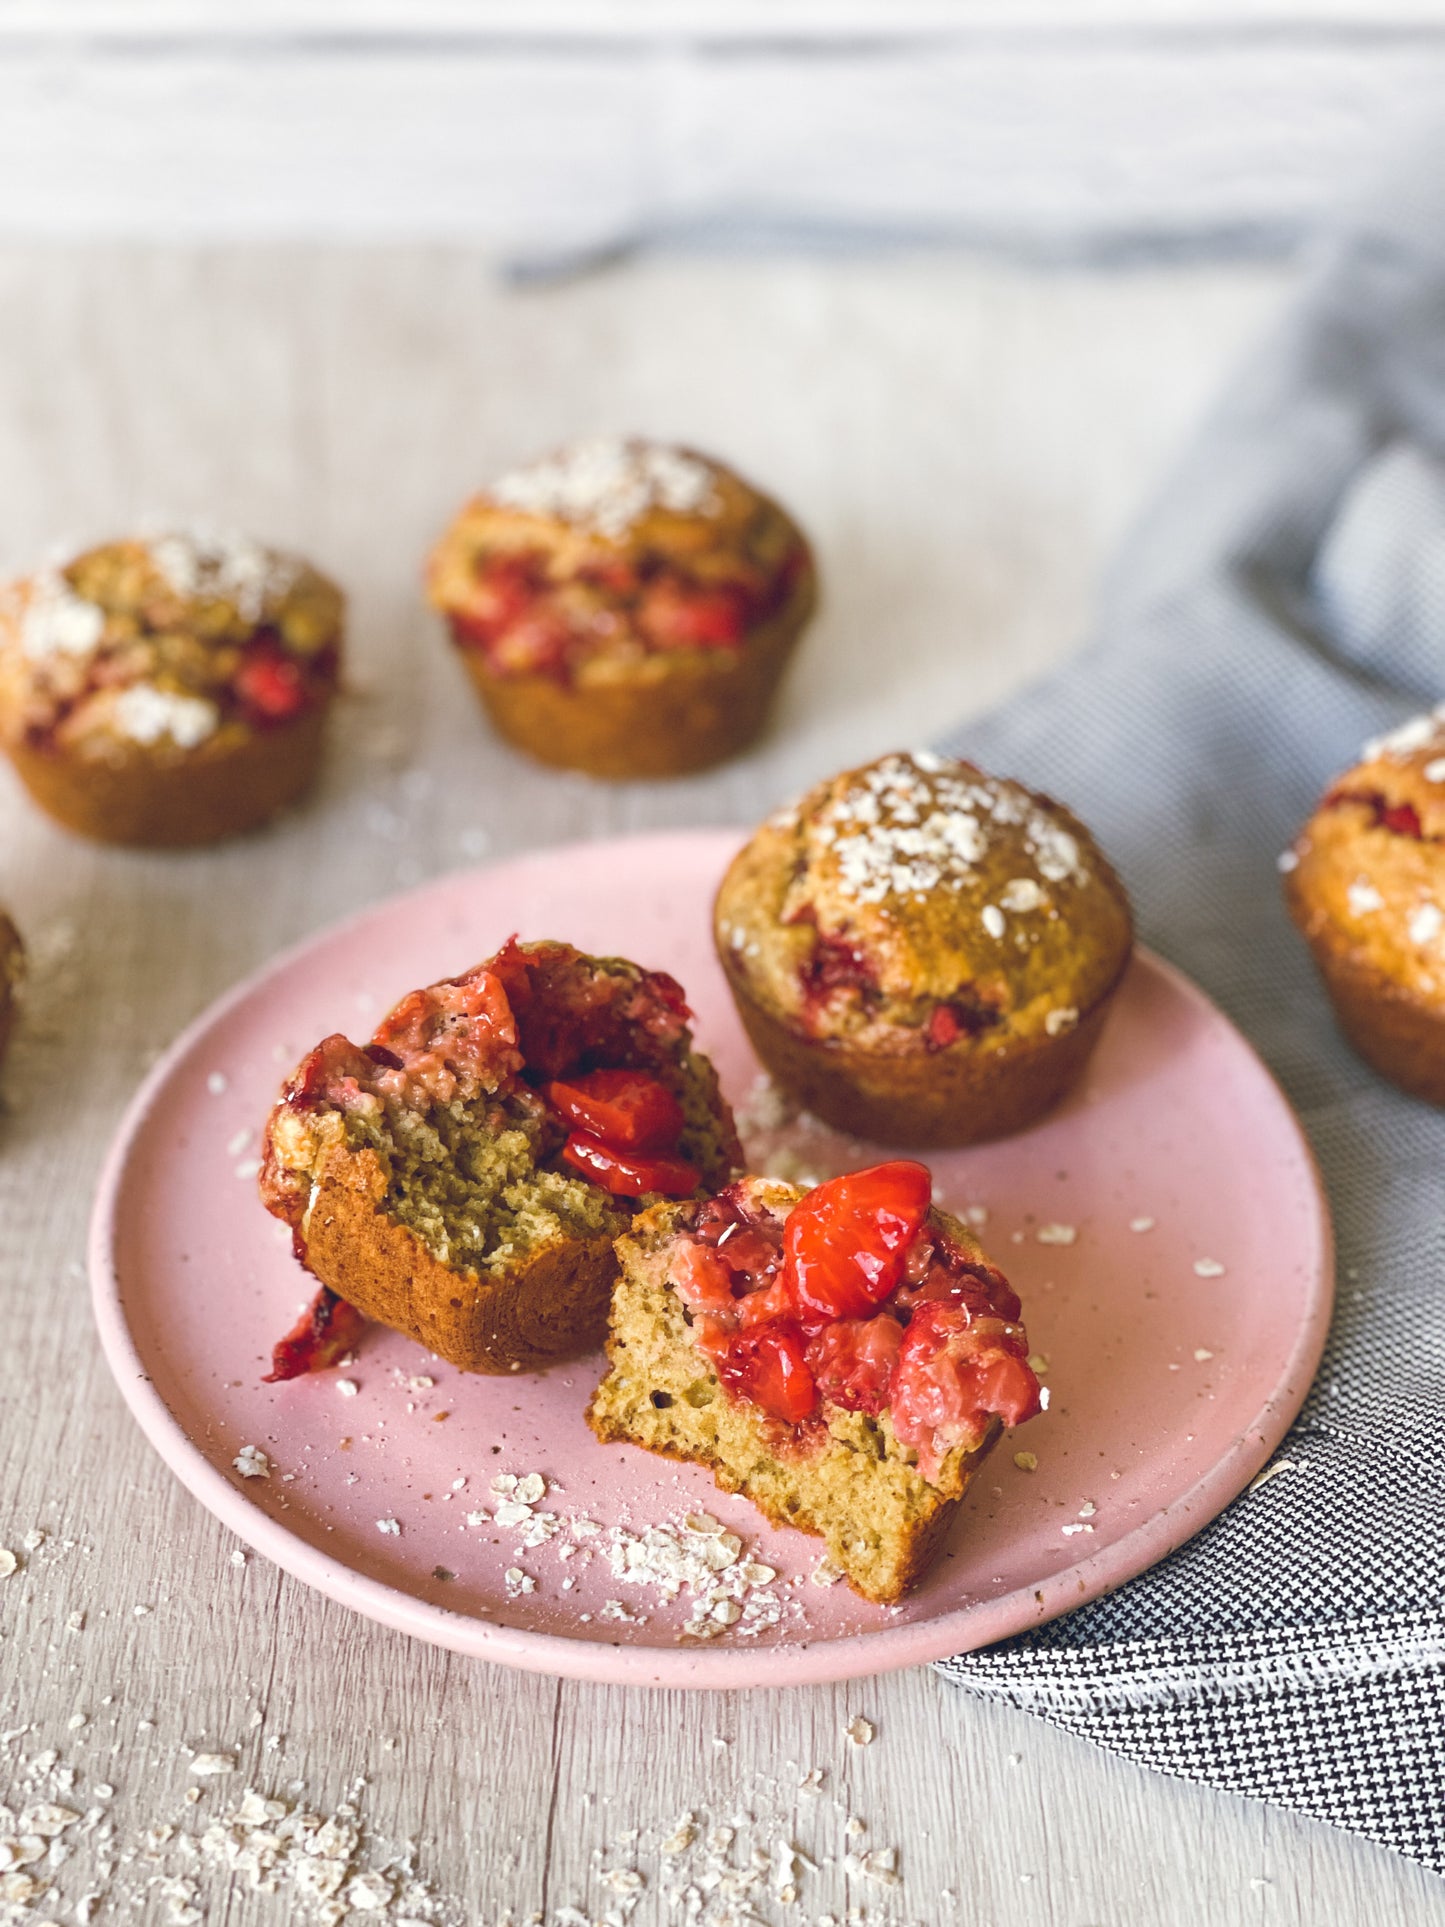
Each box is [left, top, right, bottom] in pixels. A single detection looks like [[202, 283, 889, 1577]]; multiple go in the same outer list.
[[890, 1305, 1040, 1481], [782, 1160, 933, 1331], [546, 1068, 684, 1153], [561, 1132, 698, 1198], [805, 1312, 904, 1415], [637, 577, 750, 650], [235, 644, 308, 723], [717, 1321, 818, 1424]]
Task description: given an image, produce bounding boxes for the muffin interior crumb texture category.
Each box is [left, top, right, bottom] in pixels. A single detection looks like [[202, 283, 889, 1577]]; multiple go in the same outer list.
[[588, 1170, 1040, 1603]]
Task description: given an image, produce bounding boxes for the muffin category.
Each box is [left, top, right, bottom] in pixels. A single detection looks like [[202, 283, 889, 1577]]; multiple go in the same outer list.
[[259, 938, 742, 1378], [588, 1161, 1041, 1603], [714, 751, 1134, 1147], [0, 912, 23, 1070], [1284, 705, 1445, 1102], [0, 531, 343, 846], [426, 438, 815, 779]]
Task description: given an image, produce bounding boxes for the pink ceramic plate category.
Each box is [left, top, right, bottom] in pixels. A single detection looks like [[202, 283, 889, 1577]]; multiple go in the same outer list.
[[90, 830, 1332, 1687]]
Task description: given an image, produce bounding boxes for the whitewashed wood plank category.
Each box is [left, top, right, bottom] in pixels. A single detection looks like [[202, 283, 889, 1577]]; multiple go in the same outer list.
[[5, 2, 1445, 37], [0, 38, 1438, 247]]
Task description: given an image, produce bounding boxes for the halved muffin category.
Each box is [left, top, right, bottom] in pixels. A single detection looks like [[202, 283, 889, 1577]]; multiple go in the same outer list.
[[588, 1162, 1040, 1603], [259, 939, 741, 1377], [714, 751, 1133, 1147], [0, 530, 342, 846], [1284, 705, 1445, 1102], [427, 438, 815, 779]]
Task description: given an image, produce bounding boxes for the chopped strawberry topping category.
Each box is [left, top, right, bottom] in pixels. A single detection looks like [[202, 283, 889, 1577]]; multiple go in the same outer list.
[[369, 966, 521, 1108], [546, 1068, 684, 1153], [264, 1286, 367, 1382], [234, 640, 309, 725], [672, 1162, 1039, 1468], [890, 1306, 1041, 1481], [805, 1312, 903, 1415], [561, 1133, 699, 1198], [716, 1321, 818, 1424], [782, 1161, 932, 1331]]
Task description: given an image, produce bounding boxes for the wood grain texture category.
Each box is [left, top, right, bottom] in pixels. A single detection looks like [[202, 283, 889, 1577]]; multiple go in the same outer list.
[[2, 246, 1444, 1923], [0, 24, 1440, 251]]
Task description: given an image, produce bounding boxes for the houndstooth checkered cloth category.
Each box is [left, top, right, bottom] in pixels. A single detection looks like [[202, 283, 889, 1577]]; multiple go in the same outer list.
[[935, 145, 1445, 1872]]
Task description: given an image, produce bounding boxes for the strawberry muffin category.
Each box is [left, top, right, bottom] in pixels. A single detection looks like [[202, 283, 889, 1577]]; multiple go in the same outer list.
[[1284, 705, 1445, 1102], [427, 438, 815, 778], [588, 1160, 1041, 1603], [259, 939, 741, 1378], [0, 911, 22, 1070], [714, 751, 1133, 1146], [0, 531, 343, 846]]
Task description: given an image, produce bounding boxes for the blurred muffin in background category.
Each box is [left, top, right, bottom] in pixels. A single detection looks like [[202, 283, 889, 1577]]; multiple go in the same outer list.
[[427, 438, 815, 779], [0, 530, 343, 847], [1285, 706, 1445, 1103]]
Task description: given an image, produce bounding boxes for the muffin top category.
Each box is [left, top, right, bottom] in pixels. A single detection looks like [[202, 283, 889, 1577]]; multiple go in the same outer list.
[[0, 531, 343, 759], [1285, 704, 1445, 1001], [716, 751, 1133, 1052], [427, 438, 811, 683]]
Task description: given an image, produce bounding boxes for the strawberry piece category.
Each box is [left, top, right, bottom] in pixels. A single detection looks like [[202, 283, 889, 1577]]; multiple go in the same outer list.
[[235, 643, 308, 724], [264, 1286, 367, 1382], [1326, 788, 1426, 839], [717, 1321, 818, 1425], [456, 555, 540, 639], [925, 1004, 960, 1051], [782, 1160, 933, 1331], [890, 1305, 1040, 1480], [637, 577, 750, 650], [561, 1132, 698, 1198], [546, 1068, 684, 1154], [805, 1312, 904, 1415]]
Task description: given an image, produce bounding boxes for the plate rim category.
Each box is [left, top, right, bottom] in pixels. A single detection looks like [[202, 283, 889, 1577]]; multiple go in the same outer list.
[[88, 828, 1335, 1689]]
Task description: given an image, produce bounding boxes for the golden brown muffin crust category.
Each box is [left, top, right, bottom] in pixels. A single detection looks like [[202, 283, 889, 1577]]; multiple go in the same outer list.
[[1286, 708, 1445, 1007], [716, 751, 1133, 1053], [0, 531, 342, 761]]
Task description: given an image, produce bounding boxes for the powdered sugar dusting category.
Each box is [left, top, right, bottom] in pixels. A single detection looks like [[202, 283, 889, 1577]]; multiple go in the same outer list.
[[802, 752, 1089, 908], [111, 683, 219, 750], [488, 439, 720, 540], [13, 572, 106, 661], [1363, 702, 1445, 765], [149, 529, 301, 625]]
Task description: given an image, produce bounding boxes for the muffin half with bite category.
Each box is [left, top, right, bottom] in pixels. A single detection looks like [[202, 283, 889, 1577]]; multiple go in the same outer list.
[[588, 1160, 1041, 1603], [714, 751, 1133, 1146], [1284, 705, 1445, 1103], [0, 530, 342, 846], [427, 438, 815, 779], [259, 939, 741, 1378]]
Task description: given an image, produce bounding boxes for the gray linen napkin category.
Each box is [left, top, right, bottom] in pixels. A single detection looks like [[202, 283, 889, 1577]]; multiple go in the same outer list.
[[934, 150, 1445, 1871]]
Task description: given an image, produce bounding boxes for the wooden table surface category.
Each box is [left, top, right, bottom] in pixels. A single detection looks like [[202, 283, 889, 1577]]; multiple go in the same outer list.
[[3, 246, 1442, 1927]]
